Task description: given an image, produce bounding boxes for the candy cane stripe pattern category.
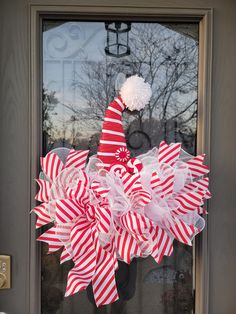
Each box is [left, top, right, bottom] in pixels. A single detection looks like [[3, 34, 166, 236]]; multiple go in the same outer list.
[[35, 179, 51, 202], [158, 141, 181, 165], [60, 247, 72, 264], [151, 171, 174, 197], [127, 158, 143, 173], [186, 154, 209, 178], [182, 177, 211, 199], [115, 228, 142, 264], [32, 75, 211, 307], [41, 152, 64, 181], [92, 247, 118, 306], [151, 171, 162, 191], [150, 227, 173, 263], [31, 203, 52, 228], [91, 181, 111, 199], [97, 97, 127, 169], [169, 219, 199, 245], [65, 251, 96, 296], [37, 227, 63, 253], [65, 149, 89, 169], [55, 199, 84, 223]]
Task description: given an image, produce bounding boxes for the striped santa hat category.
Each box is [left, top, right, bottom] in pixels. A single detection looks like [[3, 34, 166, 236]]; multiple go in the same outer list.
[[97, 75, 152, 169]]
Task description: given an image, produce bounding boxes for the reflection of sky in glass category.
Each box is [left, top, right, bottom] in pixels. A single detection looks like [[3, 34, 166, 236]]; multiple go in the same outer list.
[[41, 20, 199, 314], [43, 23, 104, 139], [43, 22, 106, 112], [43, 21, 198, 155]]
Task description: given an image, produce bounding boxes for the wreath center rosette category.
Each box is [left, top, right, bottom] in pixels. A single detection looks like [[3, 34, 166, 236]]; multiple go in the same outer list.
[[32, 75, 211, 307]]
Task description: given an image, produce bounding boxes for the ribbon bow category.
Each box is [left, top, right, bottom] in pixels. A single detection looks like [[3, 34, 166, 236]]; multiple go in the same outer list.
[[111, 163, 173, 264], [148, 141, 210, 245], [33, 149, 118, 306]]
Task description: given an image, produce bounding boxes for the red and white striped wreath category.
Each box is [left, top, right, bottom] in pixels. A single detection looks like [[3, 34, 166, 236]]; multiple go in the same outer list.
[[32, 141, 211, 306], [32, 76, 211, 307]]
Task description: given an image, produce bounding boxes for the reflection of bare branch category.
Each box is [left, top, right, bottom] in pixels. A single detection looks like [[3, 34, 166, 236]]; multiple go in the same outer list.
[[178, 110, 197, 125], [170, 98, 197, 120], [44, 23, 198, 153]]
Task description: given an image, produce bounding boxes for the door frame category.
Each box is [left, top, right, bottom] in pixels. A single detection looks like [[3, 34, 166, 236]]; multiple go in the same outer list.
[[29, 4, 213, 314]]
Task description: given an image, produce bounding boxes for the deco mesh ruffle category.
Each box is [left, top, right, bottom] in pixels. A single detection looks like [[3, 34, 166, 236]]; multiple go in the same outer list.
[[32, 76, 211, 307]]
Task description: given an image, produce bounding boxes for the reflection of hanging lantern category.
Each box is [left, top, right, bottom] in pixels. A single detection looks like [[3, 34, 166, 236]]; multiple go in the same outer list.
[[105, 22, 131, 58]]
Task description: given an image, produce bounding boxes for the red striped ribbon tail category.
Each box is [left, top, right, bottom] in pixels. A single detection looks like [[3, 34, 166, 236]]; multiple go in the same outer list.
[[128, 172, 151, 203], [197, 207, 208, 215], [186, 154, 209, 178], [70, 218, 94, 259], [158, 141, 181, 165], [41, 152, 64, 181], [45, 200, 56, 219], [150, 226, 173, 263], [65, 149, 89, 170], [182, 177, 211, 200], [169, 219, 198, 245], [113, 252, 119, 271], [150, 171, 174, 198], [37, 227, 63, 252], [55, 199, 84, 224], [96, 206, 112, 234], [66, 180, 89, 207], [115, 227, 142, 263], [173, 191, 204, 215], [138, 240, 152, 256], [35, 179, 51, 202], [102, 241, 114, 254], [159, 174, 175, 198], [120, 211, 152, 242], [60, 246, 73, 264], [102, 240, 118, 271], [55, 224, 72, 250], [131, 178, 146, 193], [205, 189, 212, 199], [32, 203, 52, 228], [120, 169, 141, 196], [65, 251, 97, 297], [111, 241, 118, 270], [151, 171, 162, 191], [65, 220, 97, 296], [92, 247, 118, 307]]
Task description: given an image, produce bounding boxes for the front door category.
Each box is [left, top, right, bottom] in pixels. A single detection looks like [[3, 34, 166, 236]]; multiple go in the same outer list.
[[0, 1, 236, 314]]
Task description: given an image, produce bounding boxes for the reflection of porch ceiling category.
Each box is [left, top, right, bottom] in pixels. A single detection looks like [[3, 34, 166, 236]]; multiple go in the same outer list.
[[44, 21, 199, 42], [162, 23, 199, 41]]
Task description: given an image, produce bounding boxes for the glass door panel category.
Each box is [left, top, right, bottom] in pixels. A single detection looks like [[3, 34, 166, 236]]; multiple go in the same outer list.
[[42, 20, 199, 314]]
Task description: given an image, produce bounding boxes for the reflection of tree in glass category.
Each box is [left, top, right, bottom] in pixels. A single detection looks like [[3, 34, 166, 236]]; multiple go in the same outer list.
[[70, 60, 118, 123], [43, 87, 59, 133], [42, 87, 59, 153], [65, 24, 198, 155]]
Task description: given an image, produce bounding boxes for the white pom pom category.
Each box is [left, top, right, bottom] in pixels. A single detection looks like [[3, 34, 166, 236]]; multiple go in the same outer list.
[[120, 75, 152, 111]]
